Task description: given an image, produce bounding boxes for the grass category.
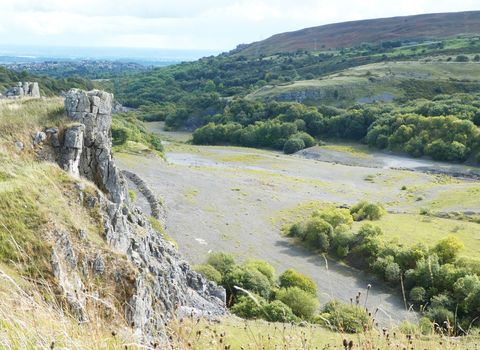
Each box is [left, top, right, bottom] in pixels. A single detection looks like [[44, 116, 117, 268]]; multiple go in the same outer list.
[[0, 98, 66, 160], [372, 213, 480, 259], [321, 145, 372, 159]]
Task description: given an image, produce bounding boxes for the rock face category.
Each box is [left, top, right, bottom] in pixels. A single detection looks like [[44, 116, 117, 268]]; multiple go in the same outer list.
[[111, 100, 131, 114], [51, 89, 226, 342], [61, 89, 128, 205], [3, 82, 40, 98]]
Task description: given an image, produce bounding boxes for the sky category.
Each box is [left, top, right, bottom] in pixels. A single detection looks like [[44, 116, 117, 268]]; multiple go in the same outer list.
[[0, 0, 479, 53]]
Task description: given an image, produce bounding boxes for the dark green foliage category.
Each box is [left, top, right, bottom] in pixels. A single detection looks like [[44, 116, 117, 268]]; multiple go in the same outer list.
[[0, 66, 93, 96], [283, 138, 305, 154], [243, 259, 276, 286], [279, 268, 318, 296], [322, 300, 370, 333]]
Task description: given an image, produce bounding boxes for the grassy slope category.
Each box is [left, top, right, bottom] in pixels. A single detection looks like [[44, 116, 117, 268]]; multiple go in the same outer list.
[[247, 59, 480, 105], [240, 11, 480, 55], [0, 98, 139, 348]]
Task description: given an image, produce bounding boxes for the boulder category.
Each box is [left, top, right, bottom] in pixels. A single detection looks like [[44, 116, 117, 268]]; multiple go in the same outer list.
[[14, 141, 24, 152]]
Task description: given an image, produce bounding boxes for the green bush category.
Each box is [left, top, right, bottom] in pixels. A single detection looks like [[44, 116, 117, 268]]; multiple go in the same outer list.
[[225, 265, 272, 299], [276, 287, 319, 321], [287, 221, 306, 238], [410, 286, 427, 306], [350, 200, 385, 221], [434, 235, 465, 262], [290, 132, 315, 148], [192, 264, 222, 284], [279, 268, 318, 296], [357, 222, 383, 237], [322, 300, 370, 333], [206, 252, 236, 276], [283, 138, 305, 154], [128, 190, 136, 202], [313, 206, 353, 228], [231, 295, 298, 322], [304, 217, 331, 251], [230, 294, 267, 319], [263, 300, 298, 322], [243, 259, 276, 286]]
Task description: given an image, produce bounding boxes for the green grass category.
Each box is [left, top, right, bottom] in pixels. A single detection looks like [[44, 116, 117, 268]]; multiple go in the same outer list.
[[423, 184, 480, 211], [373, 213, 480, 259]]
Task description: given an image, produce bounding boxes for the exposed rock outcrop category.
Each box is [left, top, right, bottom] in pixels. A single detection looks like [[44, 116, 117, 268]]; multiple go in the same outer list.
[[60, 89, 128, 205], [50, 89, 226, 342], [112, 100, 131, 114], [3, 82, 40, 98]]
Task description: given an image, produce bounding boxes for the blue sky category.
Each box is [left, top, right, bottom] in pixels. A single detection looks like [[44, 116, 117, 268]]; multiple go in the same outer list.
[[0, 0, 478, 52]]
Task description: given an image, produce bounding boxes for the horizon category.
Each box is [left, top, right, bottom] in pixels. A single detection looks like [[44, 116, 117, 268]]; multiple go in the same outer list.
[[1, 2, 479, 52]]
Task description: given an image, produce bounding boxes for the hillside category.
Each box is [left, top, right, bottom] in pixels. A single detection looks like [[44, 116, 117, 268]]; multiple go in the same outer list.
[[239, 10, 480, 56]]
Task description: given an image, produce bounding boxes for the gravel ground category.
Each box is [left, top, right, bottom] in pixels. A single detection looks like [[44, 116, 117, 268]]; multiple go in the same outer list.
[[116, 133, 479, 326]]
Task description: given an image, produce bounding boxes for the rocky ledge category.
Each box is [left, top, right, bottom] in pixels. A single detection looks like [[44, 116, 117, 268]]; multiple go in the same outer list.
[[40, 89, 226, 343]]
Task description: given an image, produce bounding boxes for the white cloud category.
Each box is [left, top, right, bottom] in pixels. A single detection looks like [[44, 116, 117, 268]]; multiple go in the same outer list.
[[0, 0, 479, 50]]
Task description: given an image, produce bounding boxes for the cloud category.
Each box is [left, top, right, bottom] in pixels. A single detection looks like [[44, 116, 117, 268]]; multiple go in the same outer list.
[[1, 0, 479, 50]]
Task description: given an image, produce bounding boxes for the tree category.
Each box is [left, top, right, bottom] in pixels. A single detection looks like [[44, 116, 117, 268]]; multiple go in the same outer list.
[[434, 235, 465, 262], [279, 268, 318, 296], [283, 138, 305, 154], [276, 287, 319, 320], [206, 252, 236, 276], [204, 80, 216, 92]]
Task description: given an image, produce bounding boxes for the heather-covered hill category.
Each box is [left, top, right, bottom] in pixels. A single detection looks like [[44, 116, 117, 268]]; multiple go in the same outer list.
[[239, 11, 480, 56]]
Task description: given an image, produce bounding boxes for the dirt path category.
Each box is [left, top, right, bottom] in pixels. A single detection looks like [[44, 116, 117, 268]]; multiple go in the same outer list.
[[116, 145, 430, 326]]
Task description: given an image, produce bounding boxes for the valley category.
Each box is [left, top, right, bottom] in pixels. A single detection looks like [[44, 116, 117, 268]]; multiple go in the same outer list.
[[116, 122, 480, 327]]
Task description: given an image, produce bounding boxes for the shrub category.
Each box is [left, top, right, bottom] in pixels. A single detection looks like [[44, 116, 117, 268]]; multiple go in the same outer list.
[[276, 287, 319, 321], [230, 294, 267, 319], [279, 268, 318, 296], [224, 265, 272, 299], [263, 300, 298, 322], [313, 206, 353, 228], [434, 235, 465, 262], [243, 259, 276, 286], [350, 200, 385, 221], [206, 252, 236, 276], [357, 222, 383, 237], [410, 286, 427, 306], [192, 264, 222, 284], [304, 217, 331, 251], [385, 262, 401, 283], [322, 300, 370, 333], [291, 132, 315, 148], [287, 221, 305, 238], [128, 190, 136, 202], [283, 138, 305, 154], [231, 295, 298, 322]]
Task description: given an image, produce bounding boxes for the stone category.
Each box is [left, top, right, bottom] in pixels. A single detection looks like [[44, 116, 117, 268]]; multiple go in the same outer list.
[[46, 127, 59, 134], [4, 82, 40, 98], [14, 141, 24, 152], [92, 253, 104, 275], [74, 182, 86, 191], [79, 229, 87, 240], [299, 321, 308, 327], [34, 131, 47, 144], [59, 89, 127, 205], [51, 133, 60, 147]]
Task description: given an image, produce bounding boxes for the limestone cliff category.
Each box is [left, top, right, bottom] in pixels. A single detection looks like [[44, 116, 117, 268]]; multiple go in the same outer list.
[[49, 89, 226, 342]]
